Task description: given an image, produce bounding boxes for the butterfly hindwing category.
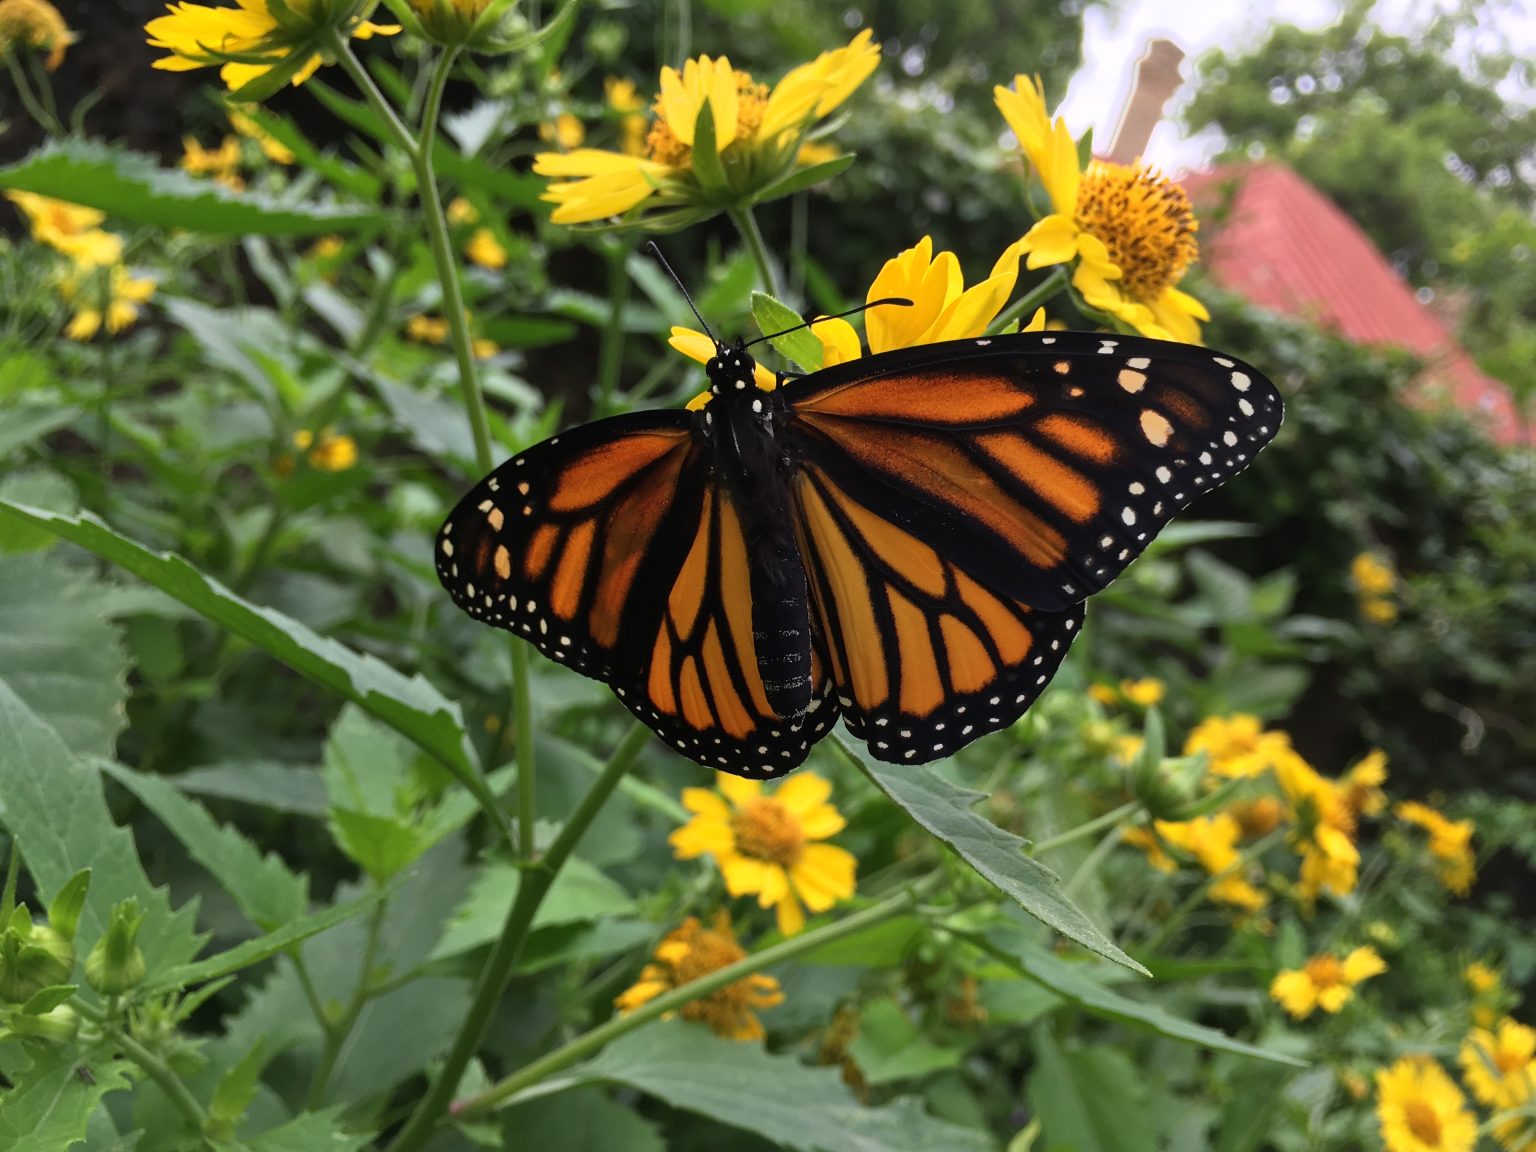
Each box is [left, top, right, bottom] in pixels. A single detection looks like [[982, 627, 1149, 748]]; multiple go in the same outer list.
[[782, 332, 1282, 611]]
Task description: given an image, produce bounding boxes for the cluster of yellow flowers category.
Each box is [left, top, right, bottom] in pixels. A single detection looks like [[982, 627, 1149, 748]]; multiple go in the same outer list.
[[5, 192, 155, 341], [180, 110, 298, 191], [405, 312, 499, 360], [618, 772, 857, 1039], [445, 198, 508, 270], [1351, 552, 1399, 624]]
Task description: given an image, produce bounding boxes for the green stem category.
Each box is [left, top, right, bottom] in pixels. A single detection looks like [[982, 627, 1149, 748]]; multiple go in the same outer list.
[[1030, 801, 1139, 856], [594, 238, 633, 417], [1063, 821, 1127, 898], [727, 205, 779, 298], [456, 874, 939, 1117], [513, 639, 536, 860], [987, 266, 1070, 335], [3, 50, 64, 137], [306, 896, 387, 1108], [75, 1003, 212, 1147], [384, 722, 650, 1152]]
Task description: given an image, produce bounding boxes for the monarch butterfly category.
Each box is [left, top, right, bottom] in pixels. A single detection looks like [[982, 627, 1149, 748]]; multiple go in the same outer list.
[[437, 326, 1281, 778]]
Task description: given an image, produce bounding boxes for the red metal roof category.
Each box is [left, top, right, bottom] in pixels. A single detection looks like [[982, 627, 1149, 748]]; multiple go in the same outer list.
[[1181, 162, 1527, 446]]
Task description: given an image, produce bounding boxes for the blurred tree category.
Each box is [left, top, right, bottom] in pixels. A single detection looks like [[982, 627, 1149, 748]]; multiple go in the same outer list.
[[1183, 0, 1536, 400]]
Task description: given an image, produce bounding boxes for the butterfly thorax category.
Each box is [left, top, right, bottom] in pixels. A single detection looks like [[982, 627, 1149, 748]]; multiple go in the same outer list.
[[697, 343, 814, 720]]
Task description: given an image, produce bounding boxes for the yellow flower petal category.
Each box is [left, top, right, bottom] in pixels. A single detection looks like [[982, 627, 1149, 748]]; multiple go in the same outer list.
[[719, 853, 770, 898], [1019, 214, 1081, 270], [810, 315, 862, 366], [659, 54, 737, 151], [716, 773, 762, 810], [774, 889, 805, 936], [773, 773, 831, 818], [790, 843, 857, 910], [795, 803, 847, 841], [668, 817, 734, 860]]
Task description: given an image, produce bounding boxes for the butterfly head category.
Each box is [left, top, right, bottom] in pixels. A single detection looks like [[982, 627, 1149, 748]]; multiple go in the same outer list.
[[705, 339, 761, 397]]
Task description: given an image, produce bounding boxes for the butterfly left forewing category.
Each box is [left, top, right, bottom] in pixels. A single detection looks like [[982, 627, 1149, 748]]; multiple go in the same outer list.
[[783, 332, 1282, 609]]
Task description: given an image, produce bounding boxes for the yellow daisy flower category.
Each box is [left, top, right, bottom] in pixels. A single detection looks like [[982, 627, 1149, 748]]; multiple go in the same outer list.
[[1397, 801, 1476, 897], [615, 911, 783, 1040], [59, 265, 157, 341], [228, 108, 295, 164], [1154, 813, 1266, 910], [406, 311, 498, 358], [1184, 714, 1296, 779], [1489, 1071, 1536, 1152], [670, 772, 856, 936], [1351, 552, 1395, 597], [993, 75, 1207, 343], [534, 32, 879, 226], [538, 112, 586, 151], [1374, 1056, 1477, 1152], [145, 0, 399, 94], [5, 191, 122, 267], [0, 0, 74, 70], [1120, 678, 1165, 708], [1121, 825, 1175, 873], [1228, 795, 1285, 839], [182, 136, 245, 190], [1342, 749, 1389, 818], [1361, 596, 1399, 624], [1270, 946, 1386, 1019], [1461, 1019, 1536, 1109], [1275, 755, 1359, 903], [292, 428, 357, 471], [1465, 962, 1501, 996]]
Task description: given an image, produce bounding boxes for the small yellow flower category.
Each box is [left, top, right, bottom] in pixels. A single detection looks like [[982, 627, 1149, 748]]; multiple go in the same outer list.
[[59, 265, 157, 341], [471, 337, 498, 359], [1374, 1056, 1477, 1152], [1184, 714, 1295, 779], [228, 108, 295, 164], [1461, 1019, 1536, 1108], [182, 136, 245, 190], [308, 235, 344, 261], [1271, 947, 1386, 1019], [538, 112, 586, 151], [1154, 813, 1266, 910], [994, 75, 1207, 343], [1351, 552, 1395, 597], [1122, 825, 1175, 873], [1397, 801, 1476, 896], [1488, 1070, 1536, 1152], [145, 0, 399, 94], [615, 911, 783, 1040], [605, 76, 649, 156], [1342, 749, 1389, 818], [670, 772, 856, 936], [6, 191, 122, 267], [407, 314, 450, 344], [464, 227, 507, 270], [1275, 755, 1359, 903], [1112, 734, 1145, 766], [292, 428, 357, 471], [1465, 962, 1501, 996], [1120, 678, 1165, 707], [1088, 683, 1119, 706], [535, 32, 879, 226], [1361, 597, 1399, 624], [0, 0, 74, 69]]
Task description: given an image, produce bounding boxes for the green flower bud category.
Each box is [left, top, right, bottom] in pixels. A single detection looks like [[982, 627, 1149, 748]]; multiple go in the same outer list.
[[399, 0, 521, 50], [0, 907, 75, 1003], [5, 1002, 80, 1045], [85, 899, 146, 996]]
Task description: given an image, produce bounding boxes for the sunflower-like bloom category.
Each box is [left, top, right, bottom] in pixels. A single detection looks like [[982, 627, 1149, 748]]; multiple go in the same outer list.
[[534, 32, 879, 227], [402, 0, 505, 48], [670, 772, 856, 936], [182, 136, 245, 190], [1184, 714, 1296, 780], [1154, 813, 1266, 911], [1460, 1018, 1536, 1109], [1374, 1057, 1477, 1152], [0, 0, 74, 69], [614, 911, 783, 1040], [994, 75, 1207, 344], [1396, 801, 1476, 897], [145, 0, 399, 96], [5, 191, 122, 267], [59, 265, 157, 341], [1275, 755, 1359, 903], [1270, 946, 1386, 1019], [1341, 749, 1389, 819]]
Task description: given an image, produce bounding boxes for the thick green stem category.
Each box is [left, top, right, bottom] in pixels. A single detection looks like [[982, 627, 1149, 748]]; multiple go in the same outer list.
[[76, 1002, 212, 1147], [594, 239, 633, 417], [457, 874, 939, 1116], [1030, 800, 1139, 856], [384, 723, 650, 1152], [987, 265, 1070, 335], [513, 639, 536, 859], [727, 205, 779, 298]]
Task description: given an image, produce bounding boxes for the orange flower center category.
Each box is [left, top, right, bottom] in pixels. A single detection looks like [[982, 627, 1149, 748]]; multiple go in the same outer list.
[[1404, 1099, 1443, 1144], [1302, 955, 1344, 990], [731, 797, 805, 867], [1075, 160, 1198, 302]]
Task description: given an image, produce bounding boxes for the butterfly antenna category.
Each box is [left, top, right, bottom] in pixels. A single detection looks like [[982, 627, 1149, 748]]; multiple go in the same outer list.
[[647, 241, 718, 346], [744, 297, 914, 349]]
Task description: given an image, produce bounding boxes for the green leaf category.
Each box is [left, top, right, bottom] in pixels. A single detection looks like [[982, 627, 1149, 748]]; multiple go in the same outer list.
[[846, 999, 963, 1084], [172, 761, 331, 818], [242, 1109, 373, 1152], [328, 809, 426, 884], [568, 1021, 993, 1152], [0, 407, 75, 460], [100, 761, 307, 932], [0, 504, 483, 791], [432, 858, 634, 959], [501, 1087, 665, 1152], [1213, 1061, 1296, 1152], [756, 154, 857, 203], [142, 885, 388, 996], [209, 1040, 270, 1139], [0, 682, 204, 972], [0, 140, 387, 235], [981, 934, 1306, 1066], [1027, 1031, 1156, 1152], [0, 552, 129, 759], [0, 1050, 130, 1152], [751, 291, 823, 372], [848, 746, 1145, 973], [690, 104, 730, 200]]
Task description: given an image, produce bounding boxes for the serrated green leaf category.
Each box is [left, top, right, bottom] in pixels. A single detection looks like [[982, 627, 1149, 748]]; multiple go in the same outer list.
[[209, 1040, 269, 1138], [243, 1108, 373, 1152], [0, 552, 128, 759], [0, 1051, 130, 1152], [328, 808, 426, 883], [751, 291, 823, 371], [1027, 1031, 1155, 1152], [173, 761, 331, 818], [756, 154, 857, 203], [846, 999, 963, 1084], [845, 744, 1144, 973], [979, 933, 1306, 1066], [501, 1087, 666, 1152], [432, 858, 634, 959], [566, 1021, 992, 1152], [0, 682, 204, 973], [0, 504, 485, 800], [0, 140, 386, 234], [142, 885, 388, 995], [100, 761, 307, 931]]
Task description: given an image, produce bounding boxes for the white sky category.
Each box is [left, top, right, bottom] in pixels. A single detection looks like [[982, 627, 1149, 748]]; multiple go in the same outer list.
[[1057, 0, 1536, 174]]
